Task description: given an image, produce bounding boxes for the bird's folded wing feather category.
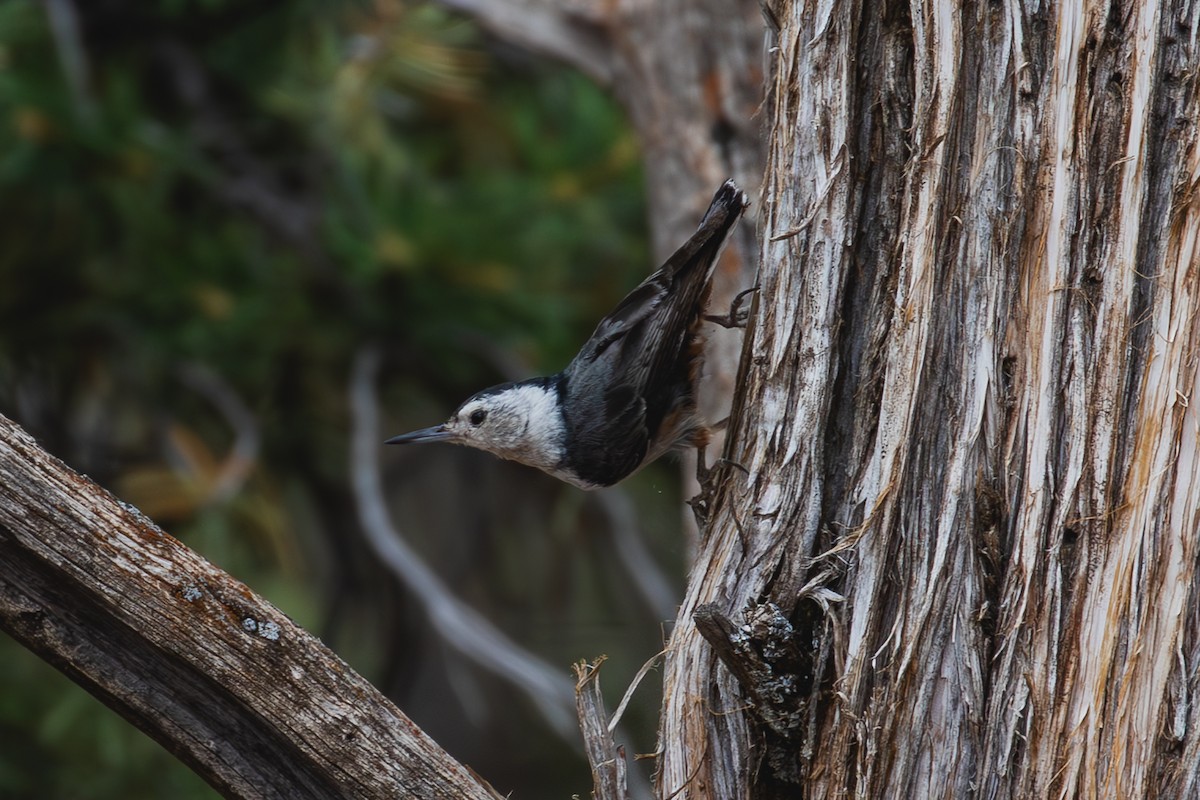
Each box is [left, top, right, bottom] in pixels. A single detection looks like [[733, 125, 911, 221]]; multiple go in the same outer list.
[[560, 181, 747, 485], [571, 180, 746, 366]]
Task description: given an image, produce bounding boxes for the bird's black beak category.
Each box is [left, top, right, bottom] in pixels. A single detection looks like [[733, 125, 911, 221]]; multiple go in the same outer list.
[[385, 425, 455, 445]]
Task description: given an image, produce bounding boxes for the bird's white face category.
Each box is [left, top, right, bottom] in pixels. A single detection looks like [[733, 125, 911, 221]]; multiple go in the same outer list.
[[389, 382, 566, 474], [446, 384, 566, 471]]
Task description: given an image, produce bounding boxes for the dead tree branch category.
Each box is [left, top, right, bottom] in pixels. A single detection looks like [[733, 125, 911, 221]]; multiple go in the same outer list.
[[0, 412, 502, 800], [574, 657, 630, 800]]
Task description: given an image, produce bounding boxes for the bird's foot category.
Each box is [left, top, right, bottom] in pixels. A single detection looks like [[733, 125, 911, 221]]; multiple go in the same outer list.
[[691, 441, 716, 528], [692, 421, 744, 488], [704, 285, 759, 329], [711, 457, 750, 477], [687, 492, 709, 529], [690, 455, 749, 531]]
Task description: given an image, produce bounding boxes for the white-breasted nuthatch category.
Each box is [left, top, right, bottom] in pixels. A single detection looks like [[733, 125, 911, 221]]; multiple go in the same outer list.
[[386, 180, 751, 489]]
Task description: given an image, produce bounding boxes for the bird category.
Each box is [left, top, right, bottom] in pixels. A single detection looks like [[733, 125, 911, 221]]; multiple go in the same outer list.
[[386, 180, 751, 490]]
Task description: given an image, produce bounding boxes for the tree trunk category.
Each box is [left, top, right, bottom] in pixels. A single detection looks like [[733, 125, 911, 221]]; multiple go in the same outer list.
[[660, 0, 1200, 798]]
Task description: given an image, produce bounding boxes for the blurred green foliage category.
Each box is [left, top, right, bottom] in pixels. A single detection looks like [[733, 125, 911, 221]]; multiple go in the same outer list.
[[0, 1, 679, 797]]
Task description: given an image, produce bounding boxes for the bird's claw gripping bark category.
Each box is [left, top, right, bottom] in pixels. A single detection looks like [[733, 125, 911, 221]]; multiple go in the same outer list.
[[704, 285, 759, 329]]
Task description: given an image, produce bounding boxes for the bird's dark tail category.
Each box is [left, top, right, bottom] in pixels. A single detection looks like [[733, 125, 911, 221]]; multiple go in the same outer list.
[[661, 180, 750, 281], [700, 179, 751, 227]]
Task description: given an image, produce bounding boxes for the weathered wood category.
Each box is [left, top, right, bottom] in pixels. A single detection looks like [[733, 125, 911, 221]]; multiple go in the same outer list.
[[0, 412, 502, 800], [573, 658, 629, 800], [692, 602, 805, 743], [20, 2, 1193, 797], [659, 0, 1200, 798]]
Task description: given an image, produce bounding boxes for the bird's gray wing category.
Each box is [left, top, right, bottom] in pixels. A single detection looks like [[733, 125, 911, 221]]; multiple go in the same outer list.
[[560, 181, 748, 485], [571, 180, 747, 368], [559, 375, 650, 486]]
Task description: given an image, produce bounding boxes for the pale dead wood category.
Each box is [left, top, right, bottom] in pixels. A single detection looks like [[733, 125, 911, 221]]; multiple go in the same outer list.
[[659, 0, 1200, 798], [0, 412, 503, 800], [608, 648, 667, 734], [574, 657, 630, 800]]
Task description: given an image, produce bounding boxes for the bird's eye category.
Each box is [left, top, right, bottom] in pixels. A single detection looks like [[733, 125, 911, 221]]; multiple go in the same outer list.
[[469, 409, 487, 426]]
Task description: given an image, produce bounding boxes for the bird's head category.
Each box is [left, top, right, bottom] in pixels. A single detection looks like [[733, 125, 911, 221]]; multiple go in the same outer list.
[[386, 379, 565, 470]]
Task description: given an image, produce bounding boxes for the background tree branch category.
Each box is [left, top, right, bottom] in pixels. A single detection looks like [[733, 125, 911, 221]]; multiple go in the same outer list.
[[348, 346, 577, 737], [435, 0, 614, 85]]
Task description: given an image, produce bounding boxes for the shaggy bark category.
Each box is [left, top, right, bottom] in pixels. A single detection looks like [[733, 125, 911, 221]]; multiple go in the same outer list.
[[660, 0, 1200, 798], [0, 413, 502, 800]]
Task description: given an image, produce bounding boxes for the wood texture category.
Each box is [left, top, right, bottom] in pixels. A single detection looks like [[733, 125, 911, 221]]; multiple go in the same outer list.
[[11, 2, 1197, 797], [574, 658, 629, 800], [0, 413, 502, 800], [658, 0, 1200, 797]]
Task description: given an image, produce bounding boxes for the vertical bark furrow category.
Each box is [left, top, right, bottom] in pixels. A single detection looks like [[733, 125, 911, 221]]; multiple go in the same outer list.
[[658, 1, 861, 796], [654, 0, 1200, 796]]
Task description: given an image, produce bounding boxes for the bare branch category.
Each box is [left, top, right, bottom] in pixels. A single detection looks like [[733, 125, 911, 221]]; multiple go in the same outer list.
[[608, 648, 665, 734], [591, 489, 678, 623], [574, 658, 629, 800], [175, 362, 261, 504], [0, 412, 503, 799], [436, 0, 614, 85], [43, 0, 94, 121]]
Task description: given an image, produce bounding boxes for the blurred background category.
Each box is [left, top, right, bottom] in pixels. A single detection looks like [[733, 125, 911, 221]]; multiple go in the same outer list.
[[0, 1, 693, 796]]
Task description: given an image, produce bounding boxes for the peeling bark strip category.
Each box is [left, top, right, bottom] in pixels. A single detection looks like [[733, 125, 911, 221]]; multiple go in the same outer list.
[[0, 413, 501, 800], [659, 0, 1200, 798]]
